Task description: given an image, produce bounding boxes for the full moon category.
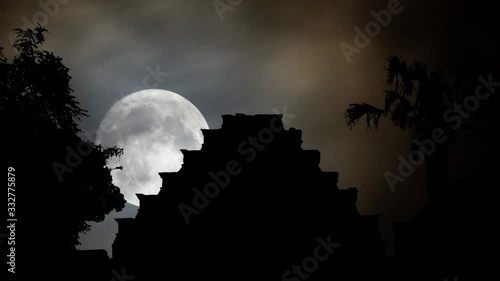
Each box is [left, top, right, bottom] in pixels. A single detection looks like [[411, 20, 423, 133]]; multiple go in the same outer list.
[[96, 89, 209, 206]]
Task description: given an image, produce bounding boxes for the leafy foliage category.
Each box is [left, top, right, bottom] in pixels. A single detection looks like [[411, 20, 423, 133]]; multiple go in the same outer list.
[[1, 26, 125, 248], [343, 56, 471, 202], [345, 55, 457, 141]]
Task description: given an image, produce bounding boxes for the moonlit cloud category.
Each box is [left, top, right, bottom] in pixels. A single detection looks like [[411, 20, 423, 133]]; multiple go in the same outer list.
[[2, 0, 498, 256]]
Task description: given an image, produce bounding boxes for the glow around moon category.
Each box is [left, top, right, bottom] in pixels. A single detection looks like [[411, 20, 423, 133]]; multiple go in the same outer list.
[[96, 89, 209, 206]]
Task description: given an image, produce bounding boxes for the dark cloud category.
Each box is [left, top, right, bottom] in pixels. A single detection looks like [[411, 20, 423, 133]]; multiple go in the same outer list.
[[2, 0, 498, 256]]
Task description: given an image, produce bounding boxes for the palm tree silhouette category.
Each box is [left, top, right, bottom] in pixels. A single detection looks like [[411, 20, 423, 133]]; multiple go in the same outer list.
[[345, 55, 461, 203]]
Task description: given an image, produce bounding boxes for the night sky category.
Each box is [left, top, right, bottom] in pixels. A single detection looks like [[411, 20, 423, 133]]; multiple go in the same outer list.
[[2, 0, 498, 256]]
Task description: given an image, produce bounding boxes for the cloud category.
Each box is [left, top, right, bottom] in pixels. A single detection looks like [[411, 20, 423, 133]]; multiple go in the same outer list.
[[2, 0, 499, 256]]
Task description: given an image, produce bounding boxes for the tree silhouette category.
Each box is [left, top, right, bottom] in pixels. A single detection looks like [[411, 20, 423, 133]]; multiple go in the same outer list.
[[345, 56, 461, 202], [1, 26, 125, 256]]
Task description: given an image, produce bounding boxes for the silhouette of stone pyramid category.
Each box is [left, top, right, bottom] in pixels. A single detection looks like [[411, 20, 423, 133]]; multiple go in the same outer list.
[[112, 114, 386, 280]]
